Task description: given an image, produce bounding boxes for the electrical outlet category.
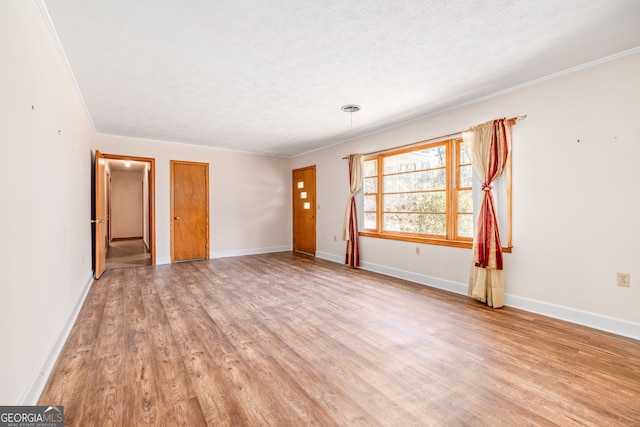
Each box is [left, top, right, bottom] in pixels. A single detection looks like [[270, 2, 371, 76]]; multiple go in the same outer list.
[[617, 273, 630, 287], [415, 247, 420, 255]]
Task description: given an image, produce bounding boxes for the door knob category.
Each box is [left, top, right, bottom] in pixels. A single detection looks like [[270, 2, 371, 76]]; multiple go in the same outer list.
[[174, 216, 181, 220], [310, 216, 315, 219]]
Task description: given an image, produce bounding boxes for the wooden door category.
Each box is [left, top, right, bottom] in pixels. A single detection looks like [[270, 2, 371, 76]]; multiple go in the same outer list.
[[171, 161, 209, 262], [93, 151, 107, 279], [292, 166, 316, 255]]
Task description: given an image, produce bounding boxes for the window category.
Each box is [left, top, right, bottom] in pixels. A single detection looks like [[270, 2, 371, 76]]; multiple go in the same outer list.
[[361, 138, 511, 250]]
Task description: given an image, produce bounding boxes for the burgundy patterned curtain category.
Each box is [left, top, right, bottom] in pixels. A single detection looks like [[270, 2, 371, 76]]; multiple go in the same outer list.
[[343, 154, 363, 268], [462, 119, 512, 307]]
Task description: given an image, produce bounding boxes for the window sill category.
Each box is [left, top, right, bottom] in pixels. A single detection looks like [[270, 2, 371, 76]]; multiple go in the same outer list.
[[359, 231, 513, 253]]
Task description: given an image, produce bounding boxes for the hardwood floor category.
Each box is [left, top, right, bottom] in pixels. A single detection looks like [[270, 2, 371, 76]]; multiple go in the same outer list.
[[39, 252, 640, 426]]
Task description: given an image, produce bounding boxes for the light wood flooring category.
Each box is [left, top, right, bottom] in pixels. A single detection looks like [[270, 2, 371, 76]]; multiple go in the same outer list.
[[39, 252, 640, 426]]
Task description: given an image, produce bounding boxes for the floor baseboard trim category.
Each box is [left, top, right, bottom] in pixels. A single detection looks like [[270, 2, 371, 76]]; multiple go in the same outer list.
[[157, 246, 293, 265], [317, 251, 467, 295], [316, 251, 343, 264], [211, 246, 292, 259], [316, 251, 640, 341], [360, 260, 468, 296], [19, 273, 95, 405], [504, 294, 640, 341]]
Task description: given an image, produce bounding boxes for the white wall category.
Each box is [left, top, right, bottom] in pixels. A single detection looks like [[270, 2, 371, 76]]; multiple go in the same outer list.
[[93, 135, 292, 263], [292, 52, 640, 338], [111, 170, 144, 239], [0, 1, 94, 404]]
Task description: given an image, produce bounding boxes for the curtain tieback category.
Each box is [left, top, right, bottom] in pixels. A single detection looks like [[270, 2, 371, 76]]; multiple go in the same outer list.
[[482, 183, 493, 191]]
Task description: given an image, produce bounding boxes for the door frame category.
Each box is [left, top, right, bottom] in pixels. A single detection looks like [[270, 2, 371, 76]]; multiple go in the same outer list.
[[94, 151, 107, 279], [106, 170, 112, 254], [98, 153, 156, 266], [170, 160, 210, 263]]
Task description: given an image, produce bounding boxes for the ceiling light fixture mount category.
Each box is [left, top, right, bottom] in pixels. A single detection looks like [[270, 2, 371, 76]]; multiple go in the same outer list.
[[340, 104, 361, 113], [341, 104, 361, 126]]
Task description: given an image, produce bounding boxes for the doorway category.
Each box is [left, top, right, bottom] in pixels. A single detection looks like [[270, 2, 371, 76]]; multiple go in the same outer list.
[[292, 165, 316, 255], [93, 152, 156, 277], [170, 160, 209, 262]]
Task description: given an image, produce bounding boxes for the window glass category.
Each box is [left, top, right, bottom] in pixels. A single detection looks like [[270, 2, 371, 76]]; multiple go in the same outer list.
[[362, 137, 513, 248]]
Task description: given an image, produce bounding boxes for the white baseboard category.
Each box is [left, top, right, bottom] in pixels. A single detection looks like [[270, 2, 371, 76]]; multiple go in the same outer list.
[[157, 246, 293, 264], [211, 245, 292, 259], [360, 260, 469, 296], [316, 251, 640, 341], [504, 294, 640, 341], [316, 251, 343, 264], [156, 256, 171, 265], [317, 251, 468, 295], [19, 273, 95, 405]]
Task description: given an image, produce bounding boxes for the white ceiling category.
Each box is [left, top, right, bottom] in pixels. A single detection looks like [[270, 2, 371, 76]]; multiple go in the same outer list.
[[41, 0, 640, 157]]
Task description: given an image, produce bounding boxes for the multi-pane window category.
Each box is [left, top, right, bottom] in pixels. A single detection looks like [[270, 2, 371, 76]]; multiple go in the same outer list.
[[456, 140, 473, 239], [362, 138, 476, 247]]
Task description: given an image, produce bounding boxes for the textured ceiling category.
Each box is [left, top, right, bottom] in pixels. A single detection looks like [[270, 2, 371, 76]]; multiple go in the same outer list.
[[41, 0, 640, 157]]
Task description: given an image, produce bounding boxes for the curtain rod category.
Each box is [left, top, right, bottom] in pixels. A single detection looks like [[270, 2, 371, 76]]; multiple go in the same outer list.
[[342, 115, 527, 159]]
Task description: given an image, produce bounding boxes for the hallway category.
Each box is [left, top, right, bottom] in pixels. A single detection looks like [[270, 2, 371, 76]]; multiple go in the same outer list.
[[106, 239, 150, 270]]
